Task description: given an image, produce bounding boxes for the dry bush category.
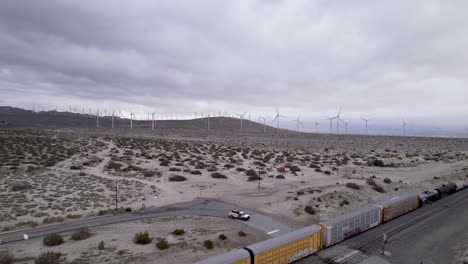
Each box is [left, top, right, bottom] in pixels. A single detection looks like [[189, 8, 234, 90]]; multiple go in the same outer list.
[[156, 238, 170, 250], [211, 172, 227, 179], [218, 234, 227, 240], [204, 240, 214, 249], [346, 182, 360, 190], [366, 178, 377, 186], [10, 181, 32, 191], [35, 251, 63, 264], [373, 185, 385, 193], [304, 206, 316, 215], [172, 229, 185, 236], [43, 233, 64, 246], [0, 251, 14, 264], [245, 169, 258, 177], [383, 177, 392, 184], [71, 228, 92, 241], [168, 175, 187, 182], [238, 230, 247, 237], [134, 231, 152, 245]]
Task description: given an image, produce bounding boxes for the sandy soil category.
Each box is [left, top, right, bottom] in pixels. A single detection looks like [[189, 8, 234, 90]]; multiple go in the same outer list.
[[1, 216, 268, 263]]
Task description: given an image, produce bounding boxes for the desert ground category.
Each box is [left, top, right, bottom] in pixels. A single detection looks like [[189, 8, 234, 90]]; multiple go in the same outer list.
[[1, 128, 468, 263]]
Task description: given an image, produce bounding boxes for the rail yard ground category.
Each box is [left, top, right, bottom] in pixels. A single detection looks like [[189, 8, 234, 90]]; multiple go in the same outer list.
[[1, 128, 468, 263]]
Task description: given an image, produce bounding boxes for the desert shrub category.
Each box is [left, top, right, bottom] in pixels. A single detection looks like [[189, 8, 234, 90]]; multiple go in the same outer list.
[[238, 230, 247, 237], [204, 240, 214, 249], [156, 238, 169, 250], [218, 234, 227, 240], [71, 228, 92, 241], [143, 170, 156, 177], [309, 163, 320, 169], [304, 206, 315, 215], [289, 165, 301, 172], [35, 251, 63, 264], [224, 164, 235, 169], [69, 165, 82, 170], [190, 170, 202, 175], [124, 207, 132, 212], [324, 171, 331, 175], [366, 178, 377, 186], [10, 181, 32, 191], [297, 191, 304, 195], [172, 229, 185, 236], [346, 182, 360, 190], [372, 159, 385, 167], [160, 161, 170, 166], [168, 167, 181, 172], [44, 159, 57, 167], [275, 175, 285, 179], [211, 172, 227, 179], [373, 185, 385, 193], [98, 241, 105, 250], [383, 177, 392, 184], [78, 172, 86, 176], [340, 200, 350, 207], [0, 251, 14, 264], [43, 233, 64, 246], [134, 231, 152, 245], [245, 169, 258, 177], [236, 167, 246, 172], [169, 175, 187, 182], [248, 175, 262, 181]]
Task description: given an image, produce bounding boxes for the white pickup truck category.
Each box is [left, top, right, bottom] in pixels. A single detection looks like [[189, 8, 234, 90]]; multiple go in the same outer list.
[[228, 210, 250, 221]]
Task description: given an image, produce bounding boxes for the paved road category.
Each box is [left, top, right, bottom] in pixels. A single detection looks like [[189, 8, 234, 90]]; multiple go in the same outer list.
[[0, 199, 293, 245], [296, 188, 468, 264]]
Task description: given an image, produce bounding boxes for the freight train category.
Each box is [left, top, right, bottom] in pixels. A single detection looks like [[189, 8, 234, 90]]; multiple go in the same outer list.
[[195, 180, 468, 264]]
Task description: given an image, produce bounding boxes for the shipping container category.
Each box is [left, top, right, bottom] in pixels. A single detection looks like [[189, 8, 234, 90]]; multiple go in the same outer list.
[[380, 192, 420, 223], [194, 248, 250, 264], [248, 225, 322, 264], [320, 204, 381, 247]]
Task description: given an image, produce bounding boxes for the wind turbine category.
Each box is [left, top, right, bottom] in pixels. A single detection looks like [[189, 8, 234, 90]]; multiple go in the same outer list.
[[207, 114, 210, 130], [152, 112, 155, 131], [273, 106, 286, 134], [361, 118, 370, 135], [327, 117, 335, 134], [333, 107, 342, 134], [291, 114, 303, 132], [111, 110, 115, 129], [314, 121, 319, 133], [235, 112, 247, 132], [260, 116, 270, 133], [343, 120, 351, 134], [96, 108, 100, 128], [402, 120, 406, 136], [130, 113, 135, 129]]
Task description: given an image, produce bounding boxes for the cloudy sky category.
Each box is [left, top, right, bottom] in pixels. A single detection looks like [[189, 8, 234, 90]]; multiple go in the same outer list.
[[1, 1, 467, 132]]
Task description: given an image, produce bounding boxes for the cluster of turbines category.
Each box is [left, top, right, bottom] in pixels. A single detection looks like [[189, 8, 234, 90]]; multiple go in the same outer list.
[[29, 105, 410, 136]]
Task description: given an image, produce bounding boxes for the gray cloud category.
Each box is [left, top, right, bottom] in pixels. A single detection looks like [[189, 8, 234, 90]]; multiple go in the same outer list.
[[1, 0, 467, 130]]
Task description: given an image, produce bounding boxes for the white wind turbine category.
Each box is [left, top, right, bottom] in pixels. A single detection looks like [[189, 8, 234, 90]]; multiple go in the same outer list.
[[96, 108, 100, 128], [235, 112, 247, 132], [333, 107, 343, 134], [260, 116, 270, 133], [361, 117, 370, 135], [314, 121, 319, 133], [273, 106, 286, 134], [402, 120, 406, 136], [130, 113, 135, 129], [327, 116, 335, 134], [343, 120, 351, 134], [111, 110, 115, 129], [291, 114, 303, 132], [152, 112, 156, 131]]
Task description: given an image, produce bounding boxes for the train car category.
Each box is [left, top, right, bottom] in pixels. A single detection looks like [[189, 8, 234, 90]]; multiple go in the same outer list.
[[320, 204, 381, 247], [465, 179, 468, 189], [454, 180, 465, 191], [379, 192, 420, 223], [194, 248, 251, 264], [246, 225, 322, 264], [419, 189, 441, 204], [435, 182, 457, 196]]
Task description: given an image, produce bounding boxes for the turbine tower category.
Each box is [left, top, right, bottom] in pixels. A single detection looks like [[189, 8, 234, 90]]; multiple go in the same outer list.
[[327, 117, 335, 134], [111, 110, 115, 129], [96, 109, 100, 128], [235, 112, 247, 132], [333, 107, 342, 134], [273, 106, 286, 134], [291, 114, 303, 132], [402, 120, 406, 136], [260, 116, 270, 133], [343, 120, 350, 134], [361, 118, 370, 135], [152, 112, 155, 131], [130, 113, 135, 129], [314, 121, 319, 133]]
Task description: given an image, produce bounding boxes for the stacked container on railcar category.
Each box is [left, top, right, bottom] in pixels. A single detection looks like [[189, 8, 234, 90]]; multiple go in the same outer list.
[[320, 204, 381, 247], [380, 192, 420, 223], [194, 248, 251, 264], [246, 225, 322, 264]]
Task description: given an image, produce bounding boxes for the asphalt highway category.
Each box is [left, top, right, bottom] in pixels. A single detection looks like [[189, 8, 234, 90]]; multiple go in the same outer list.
[[0, 199, 293, 245]]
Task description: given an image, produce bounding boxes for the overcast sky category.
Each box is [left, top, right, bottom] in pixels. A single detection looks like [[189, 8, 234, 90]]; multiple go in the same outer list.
[[1, 1, 467, 130]]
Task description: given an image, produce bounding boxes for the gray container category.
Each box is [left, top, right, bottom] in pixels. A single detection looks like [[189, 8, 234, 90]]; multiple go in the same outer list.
[[321, 204, 381, 247]]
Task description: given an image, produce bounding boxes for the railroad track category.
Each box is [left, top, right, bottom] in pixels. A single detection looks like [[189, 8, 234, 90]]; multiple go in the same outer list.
[[321, 191, 468, 264]]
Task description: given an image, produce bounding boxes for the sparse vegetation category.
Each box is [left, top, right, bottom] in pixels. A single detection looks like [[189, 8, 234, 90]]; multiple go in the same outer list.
[[35, 251, 63, 264], [43, 233, 64, 246], [134, 231, 152, 245], [238, 230, 247, 237], [156, 238, 170, 250], [0, 251, 14, 264], [383, 177, 392, 184], [305, 206, 316, 215], [71, 228, 92, 241], [172, 229, 185, 236], [373, 185, 385, 193], [346, 182, 360, 190], [204, 240, 214, 249], [98, 241, 105, 250], [218, 234, 227, 240], [168, 175, 187, 182], [211, 172, 227, 179]]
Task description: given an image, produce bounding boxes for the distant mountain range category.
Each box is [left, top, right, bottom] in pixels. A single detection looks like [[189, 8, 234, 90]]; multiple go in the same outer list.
[[0, 106, 285, 133]]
